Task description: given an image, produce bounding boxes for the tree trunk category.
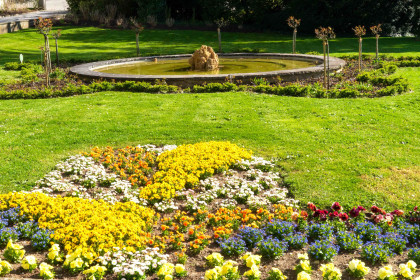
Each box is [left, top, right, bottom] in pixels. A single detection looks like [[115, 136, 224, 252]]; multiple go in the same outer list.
[[293, 29, 297, 54], [136, 33, 140, 57], [358, 37, 362, 72], [44, 34, 51, 87], [327, 40, 330, 90], [323, 41, 327, 88], [376, 35, 379, 61], [55, 38, 59, 66], [217, 28, 222, 53]]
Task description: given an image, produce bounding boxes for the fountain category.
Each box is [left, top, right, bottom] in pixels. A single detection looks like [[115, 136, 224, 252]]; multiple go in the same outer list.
[[70, 47, 345, 87]]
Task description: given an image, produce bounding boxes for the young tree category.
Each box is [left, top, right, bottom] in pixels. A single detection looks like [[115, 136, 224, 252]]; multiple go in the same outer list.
[[130, 17, 144, 57], [370, 24, 382, 61], [315, 26, 335, 89], [51, 30, 62, 66], [353, 25, 366, 72], [287, 16, 301, 54], [36, 17, 53, 87], [215, 18, 228, 53]]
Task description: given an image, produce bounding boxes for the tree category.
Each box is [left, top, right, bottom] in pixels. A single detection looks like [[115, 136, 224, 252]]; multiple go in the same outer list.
[[51, 30, 62, 66], [215, 18, 228, 53], [315, 26, 335, 89], [370, 24, 382, 61], [287, 16, 301, 54], [353, 25, 366, 72], [130, 17, 144, 57], [36, 17, 53, 87]]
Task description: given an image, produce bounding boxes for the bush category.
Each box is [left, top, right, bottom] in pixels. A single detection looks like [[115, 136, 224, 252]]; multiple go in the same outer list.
[[50, 68, 67, 80]]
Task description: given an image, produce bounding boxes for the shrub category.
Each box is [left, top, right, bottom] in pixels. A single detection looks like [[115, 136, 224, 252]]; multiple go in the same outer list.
[[308, 240, 339, 262], [50, 68, 67, 80], [257, 236, 288, 259]]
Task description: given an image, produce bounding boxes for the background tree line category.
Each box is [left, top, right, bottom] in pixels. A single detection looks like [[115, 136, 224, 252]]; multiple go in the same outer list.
[[66, 0, 420, 36]]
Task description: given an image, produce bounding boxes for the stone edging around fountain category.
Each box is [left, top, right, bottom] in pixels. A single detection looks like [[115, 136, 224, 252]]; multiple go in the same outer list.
[[70, 53, 346, 87]]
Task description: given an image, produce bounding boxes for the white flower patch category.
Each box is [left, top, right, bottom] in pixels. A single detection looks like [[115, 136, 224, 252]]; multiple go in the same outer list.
[[154, 199, 179, 213], [100, 247, 168, 279], [199, 177, 222, 189], [110, 180, 132, 194], [95, 190, 119, 204], [215, 198, 238, 209], [55, 155, 97, 175], [234, 156, 276, 172], [186, 195, 208, 212], [247, 196, 270, 209], [138, 144, 178, 155], [35, 170, 62, 188]]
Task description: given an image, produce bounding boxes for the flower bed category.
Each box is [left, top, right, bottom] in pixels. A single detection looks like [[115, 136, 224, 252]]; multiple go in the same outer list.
[[0, 141, 419, 280], [1, 56, 418, 99]]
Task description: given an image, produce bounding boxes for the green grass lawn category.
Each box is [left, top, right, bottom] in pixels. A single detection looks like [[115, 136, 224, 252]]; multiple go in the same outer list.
[[0, 27, 419, 210], [0, 26, 419, 66]]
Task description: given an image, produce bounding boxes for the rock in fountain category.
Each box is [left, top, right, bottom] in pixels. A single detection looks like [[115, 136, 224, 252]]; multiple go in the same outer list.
[[188, 45, 219, 71]]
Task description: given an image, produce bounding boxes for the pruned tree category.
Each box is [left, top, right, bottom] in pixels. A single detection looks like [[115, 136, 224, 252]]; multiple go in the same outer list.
[[130, 17, 144, 57], [215, 17, 228, 53], [315, 26, 335, 89], [36, 17, 53, 87], [287, 16, 301, 54], [370, 24, 382, 61], [353, 25, 366, 72], [51, 30, 62, 67]]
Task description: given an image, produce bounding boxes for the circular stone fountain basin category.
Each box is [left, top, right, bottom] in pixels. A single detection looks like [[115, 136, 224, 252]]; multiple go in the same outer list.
[[70, 53, 346, 87]]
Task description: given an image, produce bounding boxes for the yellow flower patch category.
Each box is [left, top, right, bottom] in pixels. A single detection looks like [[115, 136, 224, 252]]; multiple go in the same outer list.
[[140, 141, 252, 201], [0, 192, 157, 256]]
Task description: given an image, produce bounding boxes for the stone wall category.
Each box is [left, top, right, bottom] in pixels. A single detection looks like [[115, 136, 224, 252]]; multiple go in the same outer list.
[[0, 0, 37, 10]]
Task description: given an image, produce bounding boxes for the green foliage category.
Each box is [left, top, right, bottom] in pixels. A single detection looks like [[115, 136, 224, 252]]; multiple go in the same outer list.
[[0, 61, 413, 100], [4, 62, 42, 83], [49, 68, 67, 80]]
